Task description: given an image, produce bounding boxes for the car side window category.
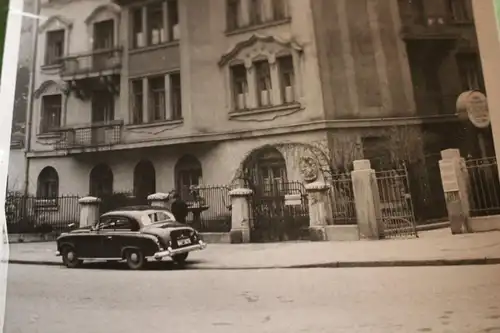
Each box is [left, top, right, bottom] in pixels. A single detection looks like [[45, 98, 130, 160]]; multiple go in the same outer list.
[[99, 217, 137, 231], [156, 211, 174, 222], [114, 218, 133, 230], [148, 211, 174, 223], [98, 217, 115, 229]]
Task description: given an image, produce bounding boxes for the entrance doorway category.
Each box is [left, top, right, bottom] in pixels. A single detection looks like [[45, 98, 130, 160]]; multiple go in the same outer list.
[[243, 147, 309, 242]]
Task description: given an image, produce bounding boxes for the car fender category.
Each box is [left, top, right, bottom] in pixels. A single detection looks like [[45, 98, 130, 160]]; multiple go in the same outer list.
[[120, 240, 159, 258], [57, 240, 76, 252], [120, 246, 142, 259]]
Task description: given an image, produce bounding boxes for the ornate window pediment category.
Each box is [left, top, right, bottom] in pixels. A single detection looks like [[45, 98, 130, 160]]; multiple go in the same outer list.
[[219, 34, 302, 67], [85, 3, 121, 25], [34, 80, 69, 99], [39, 15, 73, 33], [219, 34, 304, 119]]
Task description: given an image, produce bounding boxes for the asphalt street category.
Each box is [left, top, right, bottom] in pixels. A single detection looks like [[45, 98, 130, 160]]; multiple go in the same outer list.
[[4, 263, 500, 333]]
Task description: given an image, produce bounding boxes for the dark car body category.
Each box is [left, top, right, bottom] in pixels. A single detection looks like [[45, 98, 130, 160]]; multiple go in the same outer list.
[[55, 206, 207, 269]]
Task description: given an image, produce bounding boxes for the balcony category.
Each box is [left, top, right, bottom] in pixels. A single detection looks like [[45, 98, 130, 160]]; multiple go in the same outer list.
[[54, 121, 123, 151], [60, 48, 122, 80], [413, 92, 459, 117]]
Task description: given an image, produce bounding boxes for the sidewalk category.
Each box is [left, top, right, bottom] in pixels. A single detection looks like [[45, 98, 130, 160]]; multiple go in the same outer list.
[[6, 229, 500, 269]]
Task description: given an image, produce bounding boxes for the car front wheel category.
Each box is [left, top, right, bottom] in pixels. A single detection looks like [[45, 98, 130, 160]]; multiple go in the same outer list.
[[172, 253, 188, 264], [125, 249, 145, 270], [61, 246, 83, 269]]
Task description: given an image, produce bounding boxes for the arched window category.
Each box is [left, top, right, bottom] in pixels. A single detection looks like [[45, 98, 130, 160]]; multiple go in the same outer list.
[[175, 155, 202, 196], [243, 147, 287, 195], [133, 160, 156, 202], [89, 163, 113, 197], [37, 167, 59, 198]]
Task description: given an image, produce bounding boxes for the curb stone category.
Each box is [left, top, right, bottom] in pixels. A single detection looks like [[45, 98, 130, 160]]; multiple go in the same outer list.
[[8, 257, 500, 270]]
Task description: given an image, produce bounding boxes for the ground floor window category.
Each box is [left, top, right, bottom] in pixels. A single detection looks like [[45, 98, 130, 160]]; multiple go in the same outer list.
[[89, 163, 113, 197], [175, 155, 202, 198], [37, 166, 59, 198]]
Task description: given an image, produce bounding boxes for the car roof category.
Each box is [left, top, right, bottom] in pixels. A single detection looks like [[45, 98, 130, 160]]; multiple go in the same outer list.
[[113, 205, 170, 211], [101, 207, 173, 220]]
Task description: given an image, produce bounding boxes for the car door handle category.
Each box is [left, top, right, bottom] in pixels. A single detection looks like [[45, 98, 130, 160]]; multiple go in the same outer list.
[[106, 236, 112, 240]]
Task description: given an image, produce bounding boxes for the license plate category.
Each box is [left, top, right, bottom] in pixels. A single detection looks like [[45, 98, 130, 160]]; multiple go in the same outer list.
[[177, 238, 191, 246]]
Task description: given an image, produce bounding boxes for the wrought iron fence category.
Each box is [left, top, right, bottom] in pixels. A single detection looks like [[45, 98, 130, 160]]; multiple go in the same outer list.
[[178, 185, 232, 233], [5, 193, 81, 233], [466, 157, 500, 217], [329, 173, 357, 225], [375, 166, 418, 238]]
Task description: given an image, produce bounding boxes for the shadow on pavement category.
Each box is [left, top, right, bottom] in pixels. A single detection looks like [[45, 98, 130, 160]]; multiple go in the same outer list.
[[73, 259, 207, 271]]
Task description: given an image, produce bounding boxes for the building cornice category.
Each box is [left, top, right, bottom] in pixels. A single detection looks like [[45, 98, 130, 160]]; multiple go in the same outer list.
[[26, 115, 459, 158]]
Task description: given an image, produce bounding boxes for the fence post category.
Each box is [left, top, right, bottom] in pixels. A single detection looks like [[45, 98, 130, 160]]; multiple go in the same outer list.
[[78, 197, 101, 228], [351, 159, 383, 240], [229, 188, 252, 244], [147, 193, 170, 208], [439, 149, 471, 234], [305, 182, 332, 241]]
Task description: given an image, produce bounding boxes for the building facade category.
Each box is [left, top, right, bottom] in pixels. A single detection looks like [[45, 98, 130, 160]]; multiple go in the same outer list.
[[26, 0, 491, 209]]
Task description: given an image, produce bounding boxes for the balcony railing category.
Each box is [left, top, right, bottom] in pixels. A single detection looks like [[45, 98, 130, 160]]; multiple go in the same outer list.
[[54, 121, 123, 150], [60, 48, 122, 77]]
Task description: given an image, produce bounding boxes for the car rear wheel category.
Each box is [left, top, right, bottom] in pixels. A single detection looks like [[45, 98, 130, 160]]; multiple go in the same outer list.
[[61, 246, 83, 269], [125, 249, 145, 270], [172, 253, 188, 264]]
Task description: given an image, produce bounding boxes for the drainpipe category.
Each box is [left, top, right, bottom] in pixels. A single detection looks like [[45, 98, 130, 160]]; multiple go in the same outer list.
[[22, 0, 40, 197]]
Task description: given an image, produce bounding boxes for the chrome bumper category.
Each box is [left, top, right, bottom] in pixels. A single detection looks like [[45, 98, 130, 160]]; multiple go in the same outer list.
[[153, 240, 207, 260]]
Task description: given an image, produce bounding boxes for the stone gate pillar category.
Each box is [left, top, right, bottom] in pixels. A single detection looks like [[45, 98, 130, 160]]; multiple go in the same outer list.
[[439, 149, 471, 234], [229, 188, 253, 244], [78, 197, 101, 228], [305, 182, 332, 241], [147, 192, 170, 208], [351, 160, 383, 240]]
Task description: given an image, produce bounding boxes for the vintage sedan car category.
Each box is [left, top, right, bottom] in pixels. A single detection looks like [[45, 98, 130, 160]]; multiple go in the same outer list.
[[55, 206, 207, 270]]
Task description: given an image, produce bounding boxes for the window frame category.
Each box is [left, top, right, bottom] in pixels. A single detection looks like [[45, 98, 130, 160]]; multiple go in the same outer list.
[[131, 79, 144, 124], [226, 0, 242, 31], [226, 0, 290, 32], [230, 63, 248, 110], [93, 19, 115, 50], [40, 94, 62, 134], [447, 0, 472, 22], [146, 1, 164, 46], [45, 29, 65, 66], [131, 7, 144, 48], [169, 72, 182, 120], [148, 76, 166, 122], [36, 167, 59, 198], [254, 59, 272, 107], [277, 55, 295, 104], [131, 0, 180, 49]]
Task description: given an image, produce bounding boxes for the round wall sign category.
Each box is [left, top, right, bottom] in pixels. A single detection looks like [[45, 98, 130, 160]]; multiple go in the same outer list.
[[456, 90, 490, 129]]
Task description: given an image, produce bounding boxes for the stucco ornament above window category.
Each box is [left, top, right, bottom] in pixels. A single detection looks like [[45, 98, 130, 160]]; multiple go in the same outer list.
[[39, 15, 73, 33], [84, 3, 121, 25], [34, 80, 69, 98], [218, 34, 303, 67]]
